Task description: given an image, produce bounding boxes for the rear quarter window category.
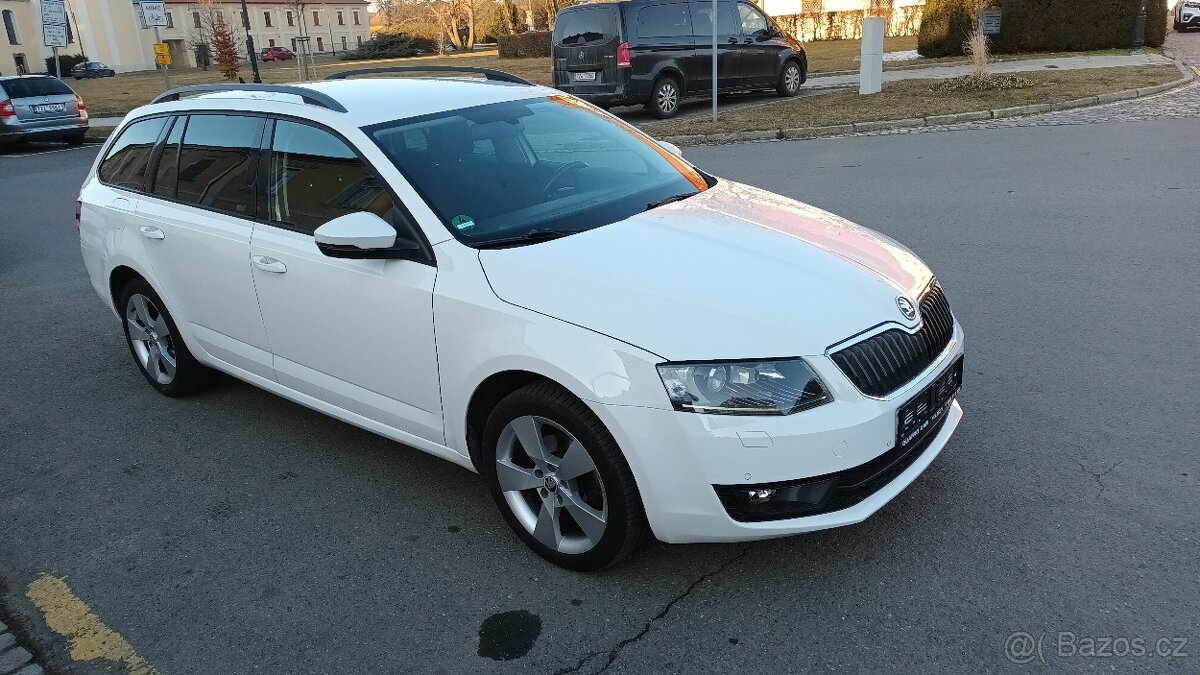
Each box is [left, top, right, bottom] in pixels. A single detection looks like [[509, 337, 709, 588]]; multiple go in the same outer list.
[[554, 8, 619, 45], [98, 117, 169, 191], [0, 77, 73, 99], [636, 4, 692, 38]]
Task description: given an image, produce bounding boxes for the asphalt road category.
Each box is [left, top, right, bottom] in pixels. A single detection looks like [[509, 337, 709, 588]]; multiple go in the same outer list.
[[2, 110, 1198, 675]]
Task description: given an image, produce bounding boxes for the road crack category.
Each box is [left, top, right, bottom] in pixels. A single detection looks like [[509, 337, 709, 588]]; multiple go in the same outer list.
[[1075, 459, 1123, 497], [552, 545, 753, 675]]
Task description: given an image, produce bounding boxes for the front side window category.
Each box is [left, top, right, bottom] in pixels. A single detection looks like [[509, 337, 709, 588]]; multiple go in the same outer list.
[[268, 120, 409, 242], [689, 1, 738, 35], [366, 97, 709, 248], [98, 117, 168, 191], [176, 114, 263, 217], [738, 3, 769, 34]]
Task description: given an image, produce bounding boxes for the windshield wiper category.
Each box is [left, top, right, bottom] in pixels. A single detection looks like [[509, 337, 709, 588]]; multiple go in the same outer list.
[[645, 192, 697, 211], [473, 228, 585, 249]]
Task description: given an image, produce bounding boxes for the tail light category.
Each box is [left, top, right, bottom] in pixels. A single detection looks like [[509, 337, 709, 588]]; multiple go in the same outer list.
[[75, 94, 86, 111], [0, 99, 14, 118], [616, 42, 631, 70]]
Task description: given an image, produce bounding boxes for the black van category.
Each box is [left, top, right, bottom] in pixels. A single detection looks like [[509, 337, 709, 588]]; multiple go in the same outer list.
[[552, 0, 807, 118]]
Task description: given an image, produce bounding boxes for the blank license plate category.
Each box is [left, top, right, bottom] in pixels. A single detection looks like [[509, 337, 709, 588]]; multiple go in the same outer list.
[[897, 356, 963, 450], [33, 104, 65, 113], [572, 72, 597, 82]]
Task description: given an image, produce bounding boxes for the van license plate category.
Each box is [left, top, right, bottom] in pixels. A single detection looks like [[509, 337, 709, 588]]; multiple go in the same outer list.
[[573, 72, 596, 82], [33, 104, 65, 113]]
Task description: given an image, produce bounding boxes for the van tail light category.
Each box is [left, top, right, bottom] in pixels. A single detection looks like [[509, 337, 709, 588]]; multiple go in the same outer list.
[[75, 197, 82, 230], [75, 94, 86, 111], [616, 42, 631, 70], [0, 99, 14, 118]]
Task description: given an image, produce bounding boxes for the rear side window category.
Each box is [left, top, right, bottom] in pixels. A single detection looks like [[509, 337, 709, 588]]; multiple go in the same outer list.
[[689, 1, 738, 35], [554, 8, 619, 45], [176, 114, 264, 217], [637, 4, 691, 38], [0, 77, 73, 99], [98, 117, 168, 191], [267, 119, 408, 239]]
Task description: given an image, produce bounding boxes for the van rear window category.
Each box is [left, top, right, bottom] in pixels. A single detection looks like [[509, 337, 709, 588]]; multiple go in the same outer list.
[[554, 8, 618, 45]]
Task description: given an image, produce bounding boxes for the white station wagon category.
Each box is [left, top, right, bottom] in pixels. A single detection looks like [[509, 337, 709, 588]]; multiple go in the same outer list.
[[78, 68, 964, 570]]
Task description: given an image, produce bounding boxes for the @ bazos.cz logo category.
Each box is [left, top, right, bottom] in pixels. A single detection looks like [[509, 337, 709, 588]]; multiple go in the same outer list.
[[1004, 631, 1190, 664]]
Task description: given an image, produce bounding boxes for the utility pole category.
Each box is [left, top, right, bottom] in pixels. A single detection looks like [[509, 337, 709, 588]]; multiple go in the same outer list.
[[1132, 0, 1148, 52], [239, 0, 263, 82]]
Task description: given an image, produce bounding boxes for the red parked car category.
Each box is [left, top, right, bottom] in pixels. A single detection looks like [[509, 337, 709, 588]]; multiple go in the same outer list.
[[259, 47, 296, 62]]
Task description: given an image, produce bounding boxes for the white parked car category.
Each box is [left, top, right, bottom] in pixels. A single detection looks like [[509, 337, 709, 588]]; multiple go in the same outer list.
[[1175, 0, 1200, 29], [78, 68, 964, 570]]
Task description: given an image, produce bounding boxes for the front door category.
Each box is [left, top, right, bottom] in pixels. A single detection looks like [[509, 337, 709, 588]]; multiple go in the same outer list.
[[735, 2, 777, 88], [687, 0, 740, 92], [248, 118, 444, 444]]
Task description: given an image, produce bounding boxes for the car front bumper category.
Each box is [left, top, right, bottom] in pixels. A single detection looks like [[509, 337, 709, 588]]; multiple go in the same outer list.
[[1181, 11, 1200, 25], [597, 322, 965, 544]]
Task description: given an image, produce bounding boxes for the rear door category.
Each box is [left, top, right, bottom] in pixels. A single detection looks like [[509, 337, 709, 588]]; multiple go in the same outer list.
[[553, 6, 622, 89], [1, 77, 80, 129], [688, 1, 741, 92], [630, 3, 695, 85]]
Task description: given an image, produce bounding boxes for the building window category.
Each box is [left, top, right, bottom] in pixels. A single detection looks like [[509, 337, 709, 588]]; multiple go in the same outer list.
[[286, 11, 294, 26], [12, 53, 28, 74], [165, 12, 174, 28], [3, 9, 21, 45], [290, 37, 297, 51], [356, 35, 363, 47], [337, 11, 344, 25], [340, 35, 347, 50], [192, 11, 202, 29], [268, 38, 275, 47], [264, 11, 272, 27], [312, 10, 320, 26], [353, 11, 361, 25], [316, 36, 324, 51]]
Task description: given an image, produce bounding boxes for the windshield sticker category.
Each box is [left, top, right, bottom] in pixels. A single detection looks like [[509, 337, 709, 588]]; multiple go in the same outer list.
[[451, 215, 476, 231]]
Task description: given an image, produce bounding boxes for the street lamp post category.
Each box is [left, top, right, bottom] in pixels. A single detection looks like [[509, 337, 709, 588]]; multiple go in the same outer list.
[[240, 0, 263, 83], [1132, 0, 1148, 52]]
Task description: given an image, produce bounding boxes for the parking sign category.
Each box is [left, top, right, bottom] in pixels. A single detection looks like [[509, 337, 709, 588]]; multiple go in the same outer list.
[[141, 1, 168, 28], [41, 0, 68, 47]]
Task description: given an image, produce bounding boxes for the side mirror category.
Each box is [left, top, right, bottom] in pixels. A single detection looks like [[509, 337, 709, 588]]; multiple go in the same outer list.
[[314, 212, 416, 259], [659, 141, 683, 158], [754, 28, 772, 42]]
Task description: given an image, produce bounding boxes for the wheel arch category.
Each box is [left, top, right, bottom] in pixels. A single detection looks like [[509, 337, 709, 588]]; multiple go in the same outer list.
[[109, 264, 146, 309], [464, 369, 564, 472]]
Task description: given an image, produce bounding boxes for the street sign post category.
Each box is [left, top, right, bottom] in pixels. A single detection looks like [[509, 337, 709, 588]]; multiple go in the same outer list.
[[41, 0, 68, 78], [140, 2, 172, 89]]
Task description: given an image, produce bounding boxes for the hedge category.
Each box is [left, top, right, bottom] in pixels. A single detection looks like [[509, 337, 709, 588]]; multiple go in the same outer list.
[[498, 31, 552, 58], [918, 0, 1168, 57], [45, 53, 87, 77], [338, 32, 436, 61]]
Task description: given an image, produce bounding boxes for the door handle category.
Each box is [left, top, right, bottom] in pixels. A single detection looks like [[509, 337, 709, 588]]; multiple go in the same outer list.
[[139, 225, 165, 240], [252, 255, 287, 274], [727, 37, 737, 44], [743, 38, 753, 44]]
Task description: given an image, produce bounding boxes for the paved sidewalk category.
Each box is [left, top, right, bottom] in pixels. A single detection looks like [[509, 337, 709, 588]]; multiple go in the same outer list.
[[805, 52, 1173, 90], [0, 620, 43, 675]]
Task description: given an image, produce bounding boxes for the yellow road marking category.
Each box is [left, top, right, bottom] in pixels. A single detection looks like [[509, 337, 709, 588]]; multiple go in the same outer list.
[[25, 574, 160, 675]]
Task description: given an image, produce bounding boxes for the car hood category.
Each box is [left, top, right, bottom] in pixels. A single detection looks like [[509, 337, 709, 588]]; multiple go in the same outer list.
[[478, 180, 934, 360]]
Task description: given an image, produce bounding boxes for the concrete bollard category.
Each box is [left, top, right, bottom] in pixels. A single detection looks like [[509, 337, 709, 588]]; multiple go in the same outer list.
[[860, 17, 885, 95]]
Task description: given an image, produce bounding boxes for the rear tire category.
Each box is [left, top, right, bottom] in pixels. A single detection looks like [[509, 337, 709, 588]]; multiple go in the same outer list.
[[482, 381, 647, 571], [647, 76, 682, 119], [777, 59, 803, 97], [118, 278, 212, 397]]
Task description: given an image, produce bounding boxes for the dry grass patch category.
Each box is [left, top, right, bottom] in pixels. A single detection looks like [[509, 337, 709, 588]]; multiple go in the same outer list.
[[645, 64, 1179, 137]]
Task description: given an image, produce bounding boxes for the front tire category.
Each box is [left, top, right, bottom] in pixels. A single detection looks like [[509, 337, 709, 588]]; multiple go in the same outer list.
[[118, 279, 211, 397], [647, 76, 682, 119], [482, 382, 647, 571], [777, 60, 803, 97]]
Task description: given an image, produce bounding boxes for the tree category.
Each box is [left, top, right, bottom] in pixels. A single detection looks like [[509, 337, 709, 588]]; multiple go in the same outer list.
[[211, 13, 241, 80], [187, 0, 243, 69]]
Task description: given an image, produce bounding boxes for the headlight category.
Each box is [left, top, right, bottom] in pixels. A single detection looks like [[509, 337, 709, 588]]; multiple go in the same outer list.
[[656, 358, 832, 415]]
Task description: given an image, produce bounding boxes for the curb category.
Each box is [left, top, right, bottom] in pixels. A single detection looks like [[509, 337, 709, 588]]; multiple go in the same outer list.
[[659, 65, 1197, 146], [0, 620, 45, 675]]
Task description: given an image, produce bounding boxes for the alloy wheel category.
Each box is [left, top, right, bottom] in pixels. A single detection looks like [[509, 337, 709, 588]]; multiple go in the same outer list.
[[125, 293, 177, 385], [784, 64, 801, 93], [495, 415, 608, 555], [657, 82, 679, 115]]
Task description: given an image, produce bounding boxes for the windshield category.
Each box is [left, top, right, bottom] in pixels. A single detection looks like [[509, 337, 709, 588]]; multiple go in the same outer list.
[[365, 96, 709, 248]]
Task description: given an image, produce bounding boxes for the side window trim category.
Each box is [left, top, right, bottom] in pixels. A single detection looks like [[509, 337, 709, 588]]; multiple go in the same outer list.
[[144, 114, 183, 196], [258, 113, 435, 266]]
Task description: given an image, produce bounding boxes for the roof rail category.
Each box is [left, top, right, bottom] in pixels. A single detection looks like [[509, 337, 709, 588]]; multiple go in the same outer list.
[[324, 66, 532, 85], [149, 84, 348, 113]]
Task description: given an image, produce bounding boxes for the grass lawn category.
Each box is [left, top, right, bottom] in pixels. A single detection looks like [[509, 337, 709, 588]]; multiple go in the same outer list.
[[645, 65, 1181, 137]]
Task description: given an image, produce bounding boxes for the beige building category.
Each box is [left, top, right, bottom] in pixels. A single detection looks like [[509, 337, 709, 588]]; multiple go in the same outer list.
[[4, 0, 371, 76], [2, 0, 83, 76]]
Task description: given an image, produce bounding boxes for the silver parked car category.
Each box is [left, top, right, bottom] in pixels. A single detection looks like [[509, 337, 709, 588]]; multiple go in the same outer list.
[[0, 75, 89, 146]]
